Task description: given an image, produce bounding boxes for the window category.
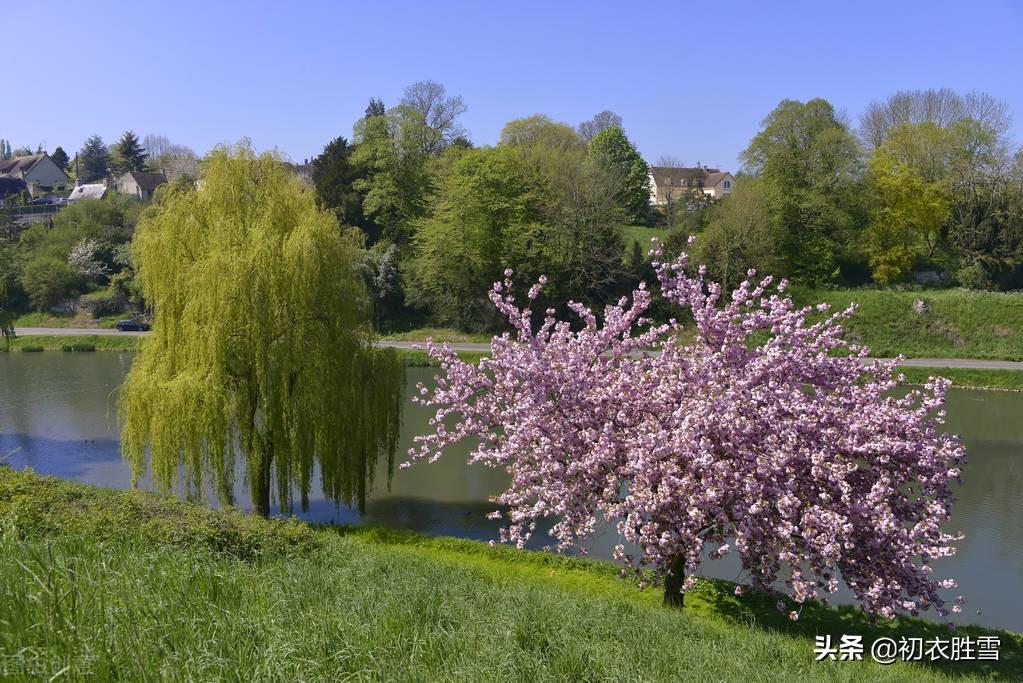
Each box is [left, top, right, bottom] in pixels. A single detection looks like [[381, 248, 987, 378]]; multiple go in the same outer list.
[[724, 180, 731, 189]]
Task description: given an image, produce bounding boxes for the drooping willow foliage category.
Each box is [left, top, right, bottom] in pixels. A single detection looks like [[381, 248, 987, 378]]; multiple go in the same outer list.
[[119, 144, 404, 516]]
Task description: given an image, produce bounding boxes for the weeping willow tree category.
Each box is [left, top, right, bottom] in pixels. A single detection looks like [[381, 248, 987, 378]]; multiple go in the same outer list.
[[119, 144, 404, 516]]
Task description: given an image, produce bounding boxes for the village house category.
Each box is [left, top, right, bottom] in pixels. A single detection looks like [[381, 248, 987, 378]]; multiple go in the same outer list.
[[68, 181, 108, 203], [115, 170, 168, 201], [0, 153, 69, 196], [647, 166, 734, 205]]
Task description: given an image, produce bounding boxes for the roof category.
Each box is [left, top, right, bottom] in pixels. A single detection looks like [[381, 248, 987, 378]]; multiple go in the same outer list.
[[648, 166, 725, 188], [0, 176, 27, 197], [68, 183, 108, 202], [123, 171, 168, 191], [702, 171, 732, 187], [0, 153, 66, 180]]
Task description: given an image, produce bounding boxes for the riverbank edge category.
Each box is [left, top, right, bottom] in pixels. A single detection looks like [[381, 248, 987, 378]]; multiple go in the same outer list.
[[0, 466, 1020, 680], [5, 336, 1021, 391]]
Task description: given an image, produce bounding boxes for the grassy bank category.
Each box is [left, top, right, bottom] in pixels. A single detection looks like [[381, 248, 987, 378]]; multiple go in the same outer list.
[[12, 312, 122, 329], [380, 327, 491, 343], [0, 467, 1019, 681], [793, 287, 1023, 361], [4, 334, 141, 352], [899, 366, 1023, 392]]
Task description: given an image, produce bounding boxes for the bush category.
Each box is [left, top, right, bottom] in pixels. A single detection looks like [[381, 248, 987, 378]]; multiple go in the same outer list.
[[79, 287, 128, 317], [20, 345, 44, 352], [0, 466, 320, 560], [956, 261, 994, 290]]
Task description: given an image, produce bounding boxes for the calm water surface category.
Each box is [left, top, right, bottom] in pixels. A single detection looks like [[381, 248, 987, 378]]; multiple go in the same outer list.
[[1, 352, 1021, 632]]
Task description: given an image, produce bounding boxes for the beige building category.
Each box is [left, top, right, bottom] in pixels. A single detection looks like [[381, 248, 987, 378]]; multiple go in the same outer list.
[[0, 153, 70, 196], [115, 171, 168, 201], [648, 166, 734, 205]]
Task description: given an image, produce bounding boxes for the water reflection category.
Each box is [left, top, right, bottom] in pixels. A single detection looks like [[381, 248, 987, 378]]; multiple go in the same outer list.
[[1, 352, 1021, 631]]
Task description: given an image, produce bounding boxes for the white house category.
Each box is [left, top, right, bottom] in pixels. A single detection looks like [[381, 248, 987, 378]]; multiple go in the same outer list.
[[648, 166, 734, 205], [115, 171, 168, 201], [0, 153, 69, 196], [68, 182, 108, 203]]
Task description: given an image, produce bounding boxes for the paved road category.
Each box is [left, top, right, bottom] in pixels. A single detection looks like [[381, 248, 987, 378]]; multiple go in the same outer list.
[[13, 328, 1023, 370]]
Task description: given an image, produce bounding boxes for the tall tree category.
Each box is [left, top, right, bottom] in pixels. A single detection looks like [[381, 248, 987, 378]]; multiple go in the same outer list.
[[866, 148, 952, 284], [111, 130, 148, 173], [859, 88, 1010, 151], [741, 98, 866, 284], [588, 126, 650, 221], [399, 80, 467, 155], [119, 145, 404, 516], [311, 136, 367, 230], [365, 97, 385, 118], [78, 135, 111, 183], [51, 146, 70, 171], [351, 105, 436, 244], [577, 110, 623, 142]]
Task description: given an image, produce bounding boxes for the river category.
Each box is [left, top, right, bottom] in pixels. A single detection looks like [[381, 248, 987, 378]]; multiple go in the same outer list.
[[1, 352, 1021, 632]]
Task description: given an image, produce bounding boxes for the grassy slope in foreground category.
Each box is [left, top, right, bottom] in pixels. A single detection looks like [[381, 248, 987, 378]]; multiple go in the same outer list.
[[1, 467, 1019, 681], [793, 287, 1023, 361]]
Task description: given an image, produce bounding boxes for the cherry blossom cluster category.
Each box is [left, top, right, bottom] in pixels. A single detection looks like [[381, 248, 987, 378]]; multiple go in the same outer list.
[[405, 240, 966, 619]]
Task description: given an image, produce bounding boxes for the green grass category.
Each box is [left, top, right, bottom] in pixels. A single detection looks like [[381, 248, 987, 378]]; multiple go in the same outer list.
[[13, 312, 123, 329], [380, 327, 492, 343], [4, 335, 140, 352], [793, 288, 1023, 361], [621, 224, 666, 257], [899, 366, 1023, 392], [0, 467, 1019, 681]]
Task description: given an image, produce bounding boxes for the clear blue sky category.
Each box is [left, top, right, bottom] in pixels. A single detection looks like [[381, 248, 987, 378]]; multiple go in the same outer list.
[[6, 0, 1022, 170]]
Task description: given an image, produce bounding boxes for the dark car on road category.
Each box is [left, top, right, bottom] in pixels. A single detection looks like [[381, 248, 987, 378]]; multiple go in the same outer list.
[[115, 319, 151, 332]]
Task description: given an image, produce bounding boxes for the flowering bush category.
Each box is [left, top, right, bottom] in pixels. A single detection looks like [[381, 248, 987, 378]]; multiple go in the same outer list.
[[406, 240, 966, 619]]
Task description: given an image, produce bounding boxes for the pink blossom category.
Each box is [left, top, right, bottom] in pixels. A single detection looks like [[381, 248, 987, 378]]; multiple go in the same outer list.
[[406, 242, 966, 619]]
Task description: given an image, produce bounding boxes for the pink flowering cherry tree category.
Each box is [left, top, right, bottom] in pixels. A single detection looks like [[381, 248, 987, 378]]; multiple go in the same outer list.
[[405, 241, 966, 620]]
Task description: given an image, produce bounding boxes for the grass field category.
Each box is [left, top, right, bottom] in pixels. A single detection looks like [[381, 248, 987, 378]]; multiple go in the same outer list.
[[793, 287, 1023, 361], [0, 467, 1019, 681]]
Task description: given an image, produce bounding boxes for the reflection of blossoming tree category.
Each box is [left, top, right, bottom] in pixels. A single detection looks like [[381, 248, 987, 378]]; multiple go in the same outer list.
[[408, 239, 967, 620]]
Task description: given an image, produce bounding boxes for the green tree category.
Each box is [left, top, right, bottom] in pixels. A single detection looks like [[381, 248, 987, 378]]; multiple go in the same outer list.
[[51, 146, 70, 171], [119, 145, 403, 516], [408, 145, 547, 327], [365, 98, 386, 118], [111, 130, 148, 173], [741, 99, 866, 284], [691, 178, 778, 292], [866, 148, 951, 284], [311, 136, 367, 230], [78, 135, 111, 183], [351, 105, 437, 245], [588, 126, 650, 221], [18, 257, 83, 310]]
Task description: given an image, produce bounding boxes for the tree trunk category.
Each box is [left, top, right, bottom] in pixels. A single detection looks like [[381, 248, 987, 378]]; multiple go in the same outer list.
[[253, 449, 273, 517], [663, 553, 686, 608]]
